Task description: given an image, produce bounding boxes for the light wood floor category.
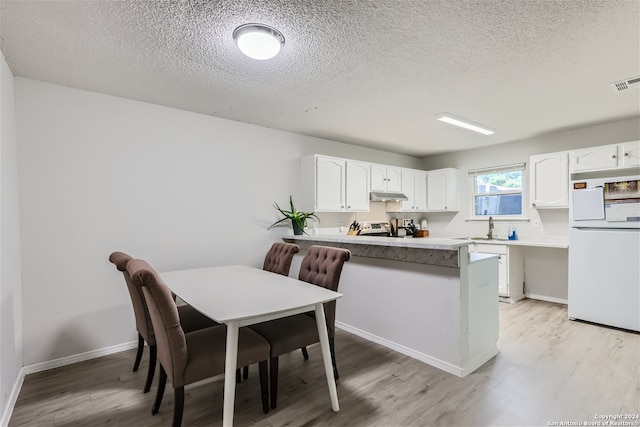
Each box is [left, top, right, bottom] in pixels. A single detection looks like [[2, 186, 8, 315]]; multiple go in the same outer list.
[[9, 299, 640, 426]]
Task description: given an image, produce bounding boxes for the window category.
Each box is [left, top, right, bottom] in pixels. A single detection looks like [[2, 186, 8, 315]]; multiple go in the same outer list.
[[469, 164, 524, 217]]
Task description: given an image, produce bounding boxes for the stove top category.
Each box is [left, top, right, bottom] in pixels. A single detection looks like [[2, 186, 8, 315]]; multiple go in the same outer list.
[[357, 221, 391, 236]]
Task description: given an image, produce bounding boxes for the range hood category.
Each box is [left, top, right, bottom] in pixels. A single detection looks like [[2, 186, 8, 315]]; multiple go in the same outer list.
[[370, 191, 409, 202]]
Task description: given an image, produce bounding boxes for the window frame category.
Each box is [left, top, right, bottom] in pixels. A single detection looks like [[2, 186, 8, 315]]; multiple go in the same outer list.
[[468, 163, 526, 220]]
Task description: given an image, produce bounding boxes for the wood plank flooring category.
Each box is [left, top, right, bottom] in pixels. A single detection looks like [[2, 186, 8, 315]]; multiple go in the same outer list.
[[9, 299, 640, 426]]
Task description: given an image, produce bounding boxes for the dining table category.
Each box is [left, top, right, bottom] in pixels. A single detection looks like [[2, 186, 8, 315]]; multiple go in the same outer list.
[[159, 264, 343, 427]]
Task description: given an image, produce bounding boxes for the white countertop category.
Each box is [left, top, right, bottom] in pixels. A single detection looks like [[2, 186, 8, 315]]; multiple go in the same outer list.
[[287, 232, 569, 249], [285, 233, 471, 250]]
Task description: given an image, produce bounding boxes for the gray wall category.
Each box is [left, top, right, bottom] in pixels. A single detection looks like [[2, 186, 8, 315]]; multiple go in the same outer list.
[[14, 77, 422, 366], [0, 52, 23, 424]]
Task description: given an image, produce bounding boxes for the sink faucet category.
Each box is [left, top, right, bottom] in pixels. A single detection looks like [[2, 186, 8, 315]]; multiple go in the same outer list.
[[487, 216, 494, 240]]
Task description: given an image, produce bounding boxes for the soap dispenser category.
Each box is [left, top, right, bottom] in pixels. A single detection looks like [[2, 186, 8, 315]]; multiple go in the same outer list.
[[508, 223, 517, 240]]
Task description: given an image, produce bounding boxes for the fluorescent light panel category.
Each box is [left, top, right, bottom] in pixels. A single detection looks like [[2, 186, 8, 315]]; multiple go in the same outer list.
[[436, 113, 495, 135]]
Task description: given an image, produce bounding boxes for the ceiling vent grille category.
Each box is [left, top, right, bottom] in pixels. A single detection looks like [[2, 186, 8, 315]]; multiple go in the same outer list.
[[610, 76, 640, 93]]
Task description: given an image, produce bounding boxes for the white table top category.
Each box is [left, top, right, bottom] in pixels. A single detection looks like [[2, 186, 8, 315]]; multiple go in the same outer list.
[[160, 265, 342, 324]]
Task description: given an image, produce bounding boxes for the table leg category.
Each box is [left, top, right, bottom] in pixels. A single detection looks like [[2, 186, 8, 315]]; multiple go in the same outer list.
[[315, 303, 340, 412], [223, 321, 239, 427]]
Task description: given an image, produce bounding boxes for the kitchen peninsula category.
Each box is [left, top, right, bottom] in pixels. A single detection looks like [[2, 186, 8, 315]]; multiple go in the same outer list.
[[283, 234, 499, 377]]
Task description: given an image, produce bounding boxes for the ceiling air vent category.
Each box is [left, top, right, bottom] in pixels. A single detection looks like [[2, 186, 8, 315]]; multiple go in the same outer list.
[[610, 76, 640, 93]]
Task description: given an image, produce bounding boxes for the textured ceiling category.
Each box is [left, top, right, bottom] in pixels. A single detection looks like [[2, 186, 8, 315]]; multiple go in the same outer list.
[[1, 0, 639, 157]]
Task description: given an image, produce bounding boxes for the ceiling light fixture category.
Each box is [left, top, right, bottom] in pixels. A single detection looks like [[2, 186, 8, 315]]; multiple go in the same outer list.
[[435, 113, 495, 135], [232, 23, 285, 60]]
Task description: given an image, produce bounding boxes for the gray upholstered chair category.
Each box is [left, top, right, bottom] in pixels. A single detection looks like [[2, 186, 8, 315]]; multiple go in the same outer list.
[[240, 242, 300, 381], [109, 251, 218, 393], [262, 242, 300, 276], [126, 258, 271, 427], [250, 245, 351, 409]]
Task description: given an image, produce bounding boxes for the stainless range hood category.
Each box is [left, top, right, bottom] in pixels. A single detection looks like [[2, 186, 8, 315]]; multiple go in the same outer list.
[[369, 191, 409, 202]]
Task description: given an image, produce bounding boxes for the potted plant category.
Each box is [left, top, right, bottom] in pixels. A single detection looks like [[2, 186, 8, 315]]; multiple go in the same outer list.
[[268, 195, 319, 235]]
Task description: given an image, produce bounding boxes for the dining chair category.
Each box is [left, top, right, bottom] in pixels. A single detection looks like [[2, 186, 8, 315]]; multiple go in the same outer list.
[[239, 241, 300, 381], [126, 258, 271, 426], [250, 245, 351, 409], [109, 251, 218, 393]]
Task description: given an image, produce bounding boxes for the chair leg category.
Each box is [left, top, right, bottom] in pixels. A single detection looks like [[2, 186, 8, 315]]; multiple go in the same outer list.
[[243, 365, 249, 379], [143, 344, 157, 393], [329, 337, 339, 380], [133, 334, 144, 372], [301, 346, 309, 360], [173, 386, 185, 427], [152, 366, 167, 415], [258, 361, 269, 414], [269, 357, 279, 409]]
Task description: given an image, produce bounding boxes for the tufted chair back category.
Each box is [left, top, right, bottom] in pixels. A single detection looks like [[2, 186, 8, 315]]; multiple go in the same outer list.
[[262, 242, 300, 276], [109, 251, 155, 346], [298, 245, 351, 338], [127, 259, 189, 388]]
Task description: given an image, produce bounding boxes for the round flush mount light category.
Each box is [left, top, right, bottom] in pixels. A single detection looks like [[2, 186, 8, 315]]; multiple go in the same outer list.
[[233, 23, 285, 60]]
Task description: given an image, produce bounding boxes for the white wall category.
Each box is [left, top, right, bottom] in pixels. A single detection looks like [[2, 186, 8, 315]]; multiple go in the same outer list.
[[14, 78, 422, 366], [0, 51, 23, 423], [419, 118, 640, 302]]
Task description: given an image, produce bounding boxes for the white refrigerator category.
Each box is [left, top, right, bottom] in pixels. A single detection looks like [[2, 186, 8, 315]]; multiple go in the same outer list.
[[568, 173, 640, 332]]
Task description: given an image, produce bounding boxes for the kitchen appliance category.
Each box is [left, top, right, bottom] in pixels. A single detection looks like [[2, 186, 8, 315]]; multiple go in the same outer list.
[[568, 171, 640, 331], [389, 218, 416, 237], [357, 221, 391, 236], [369, 191, 408, 202]]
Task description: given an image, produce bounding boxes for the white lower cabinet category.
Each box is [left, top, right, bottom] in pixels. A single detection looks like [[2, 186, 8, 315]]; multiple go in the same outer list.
[[471, 243, 524, 303]]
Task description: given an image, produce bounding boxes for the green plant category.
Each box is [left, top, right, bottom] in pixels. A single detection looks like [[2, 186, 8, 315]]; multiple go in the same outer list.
[[268, 195, 319, 235]]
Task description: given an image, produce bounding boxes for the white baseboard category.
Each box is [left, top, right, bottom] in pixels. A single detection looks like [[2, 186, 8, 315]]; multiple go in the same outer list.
[[22, 340, 138, 376], [1, 340, 138, 426], [336, 321, 468, 378], [525, 293, 568, 305], [1, 367, 25, 427]]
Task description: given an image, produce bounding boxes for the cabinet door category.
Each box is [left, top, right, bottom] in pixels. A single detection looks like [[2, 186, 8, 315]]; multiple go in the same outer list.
[[570, 144, 618, 172], [370, 163, 387, 192], [426, 168, 459, 211], [385, 166, 403, 192], [413, 170, 427, 211], [620, 140, 640, 168], [530, 152, 569, 208], [346, 160, 370, 211], [315, 156, 345, 211], [400, 168, 416, 211]]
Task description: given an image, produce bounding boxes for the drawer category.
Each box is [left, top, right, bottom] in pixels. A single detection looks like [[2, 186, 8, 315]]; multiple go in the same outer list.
[[473, 243, 507, 255]]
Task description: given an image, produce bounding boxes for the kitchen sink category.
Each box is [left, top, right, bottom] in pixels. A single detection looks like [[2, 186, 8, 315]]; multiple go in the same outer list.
[[455, 236, 509, 241]]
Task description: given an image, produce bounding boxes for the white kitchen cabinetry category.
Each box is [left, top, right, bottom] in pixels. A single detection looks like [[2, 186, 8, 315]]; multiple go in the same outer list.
[[371, 163, 402, 192], [471, 243, 524, 303], [301, 155, 370, 212], [620, 140, 640, 168], [400, 168, 427, 212], [529, 152, 569, 209], [345, 160, 371, 211], [569, 141, 640, 173], [426, 168, 459, 211]]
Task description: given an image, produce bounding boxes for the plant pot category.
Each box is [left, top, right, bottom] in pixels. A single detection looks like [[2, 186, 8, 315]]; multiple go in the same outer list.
[[292, 222, 303, 235]]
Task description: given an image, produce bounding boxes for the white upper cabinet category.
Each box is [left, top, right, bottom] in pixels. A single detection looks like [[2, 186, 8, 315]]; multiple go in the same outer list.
[[529, 152, 569, 209], [400, 168, 427, 212], [569, 141, 640, 173], [370, 163, 402, 192], [313, 155, 346, 212], [426, 168, 459, 212], [620, 140, 640, 168], [301, 155, 370, 212], [345, 160, 371, 211]]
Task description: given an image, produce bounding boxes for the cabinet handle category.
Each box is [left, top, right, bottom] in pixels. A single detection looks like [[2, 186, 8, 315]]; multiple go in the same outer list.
[[624, 152, 629, 157], [611, 154, 617, 159], [347, 205, 351, 209]]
